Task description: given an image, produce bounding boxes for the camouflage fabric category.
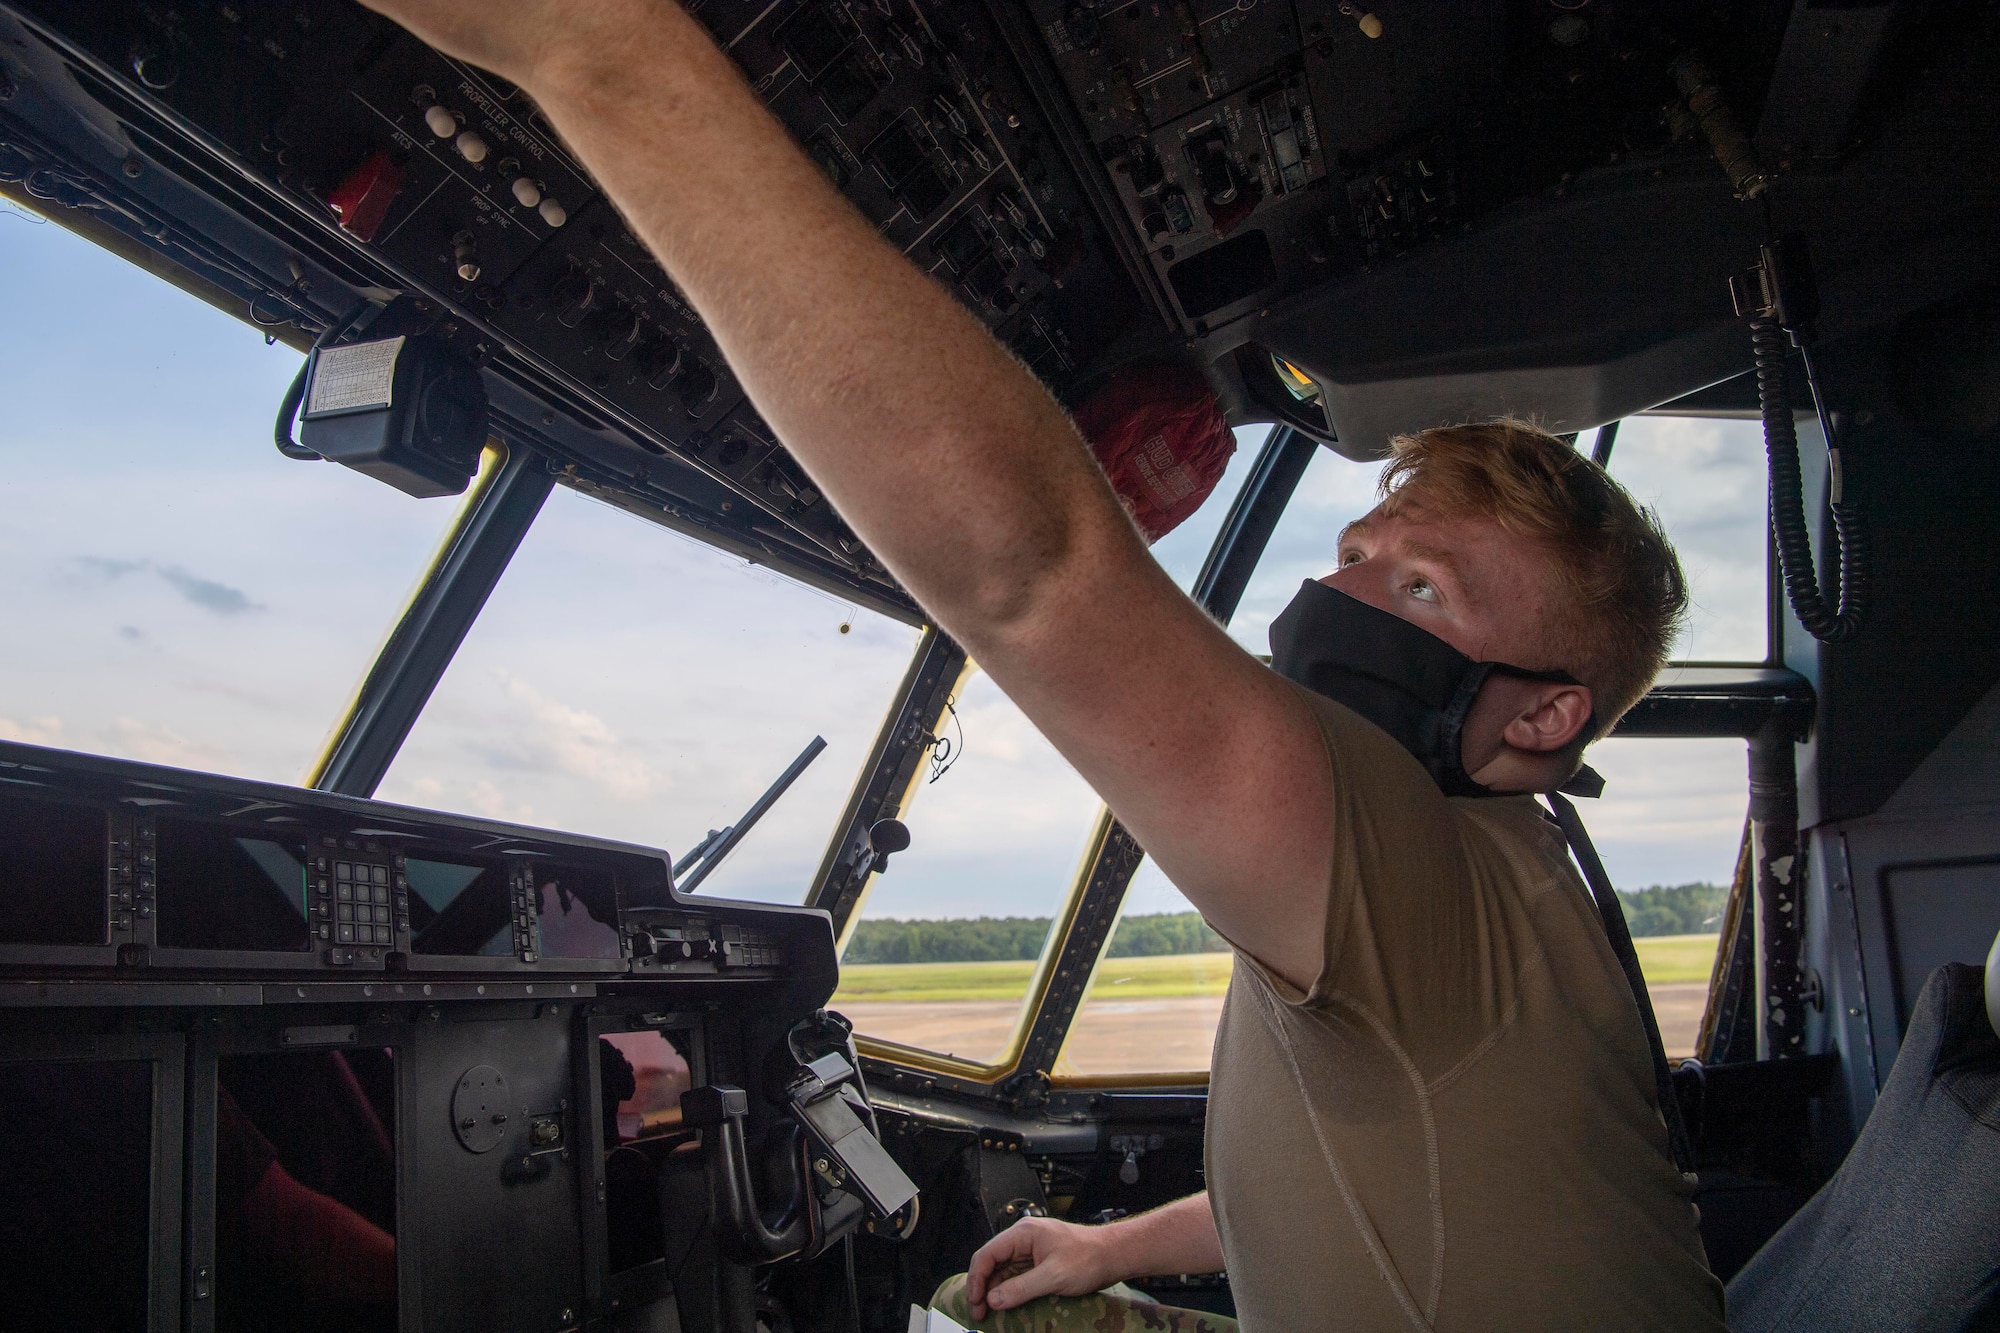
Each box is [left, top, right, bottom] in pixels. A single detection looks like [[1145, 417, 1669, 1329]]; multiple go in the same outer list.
[[930, 1274, 1238, 1333]]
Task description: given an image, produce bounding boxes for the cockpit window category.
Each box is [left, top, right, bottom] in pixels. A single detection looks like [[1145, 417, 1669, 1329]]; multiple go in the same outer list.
[[0, 210, 461, 784], [833, 662, 1104, 1066], [1606, 415, 1772, 663], [377, 484, 920, 902], [1565, 735, 1744, 1057], [1055, 856, 1228, 1078], [832, 429, 1271, 1070]]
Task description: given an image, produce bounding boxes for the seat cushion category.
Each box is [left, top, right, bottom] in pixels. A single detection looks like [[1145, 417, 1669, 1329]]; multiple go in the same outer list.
[[1725, 963, 2000, 1333]]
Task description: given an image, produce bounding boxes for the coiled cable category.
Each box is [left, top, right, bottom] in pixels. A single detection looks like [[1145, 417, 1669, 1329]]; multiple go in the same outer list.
[[275, 300, 375, 460], [1752, 315, 1869, 641]]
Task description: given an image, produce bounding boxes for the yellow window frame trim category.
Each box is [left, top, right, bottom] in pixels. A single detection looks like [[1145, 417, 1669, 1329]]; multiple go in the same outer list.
[[839, 655, 1120, 1081], [303, 440, 511, 788]]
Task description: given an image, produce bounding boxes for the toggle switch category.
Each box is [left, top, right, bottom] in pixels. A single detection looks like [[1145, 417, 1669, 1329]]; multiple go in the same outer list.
[[674, 362, 719, 413], [326, 150, 406, 243], [600, 306, 643, 360], [510, 175, 542, 207], [553, 271, 599, 328], [454, 130, 488, 164], [640, 337, 682, 389], [423, 104, 457, 137], [451, 232, 480, 282], [537, 196, 568, 228]]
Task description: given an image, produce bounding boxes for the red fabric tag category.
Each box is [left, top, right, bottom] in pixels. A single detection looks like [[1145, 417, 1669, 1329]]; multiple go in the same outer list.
[[1073, 365, 1236, 542], [327, 150, 405, 243]]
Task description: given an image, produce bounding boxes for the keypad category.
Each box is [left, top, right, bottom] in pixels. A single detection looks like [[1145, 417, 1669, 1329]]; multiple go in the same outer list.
[[330, 856, 402, 947]]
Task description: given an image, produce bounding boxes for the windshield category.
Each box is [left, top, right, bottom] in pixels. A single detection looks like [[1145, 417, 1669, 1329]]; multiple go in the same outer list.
[[378, 484, 921, 899], [1060, 434, 1762, 1075], [0, 204, 461, 783], [1606, 415, 1770, 662]]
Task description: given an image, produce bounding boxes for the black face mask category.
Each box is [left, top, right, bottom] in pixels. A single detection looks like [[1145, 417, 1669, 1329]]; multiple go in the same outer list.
[[1267, 579, 1601, 799]]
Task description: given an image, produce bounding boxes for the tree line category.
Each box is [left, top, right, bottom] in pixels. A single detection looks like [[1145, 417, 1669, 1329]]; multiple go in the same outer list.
[[1613, 881, 1728, 938], [842, 884, 1728, 965]]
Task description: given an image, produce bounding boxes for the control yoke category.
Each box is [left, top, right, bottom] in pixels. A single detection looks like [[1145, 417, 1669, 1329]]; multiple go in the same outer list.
[[681, 1037, 917, 1265]]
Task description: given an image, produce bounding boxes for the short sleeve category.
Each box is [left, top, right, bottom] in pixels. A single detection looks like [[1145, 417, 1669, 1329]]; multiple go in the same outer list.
[[1228, 682, 1534, 1073]]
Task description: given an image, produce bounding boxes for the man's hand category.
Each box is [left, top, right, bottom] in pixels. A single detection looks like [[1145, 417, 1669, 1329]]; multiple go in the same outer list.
[[965, 1218, 1116, 1319], [965, 1194, 1224, 1319]]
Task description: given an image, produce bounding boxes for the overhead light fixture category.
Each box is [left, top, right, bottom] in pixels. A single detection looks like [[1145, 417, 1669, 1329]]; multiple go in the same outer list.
[[297, 334, 490, 497]]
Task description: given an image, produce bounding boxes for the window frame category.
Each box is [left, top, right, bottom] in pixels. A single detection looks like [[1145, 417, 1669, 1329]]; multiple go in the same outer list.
[[1612, 410, 1783, 670]]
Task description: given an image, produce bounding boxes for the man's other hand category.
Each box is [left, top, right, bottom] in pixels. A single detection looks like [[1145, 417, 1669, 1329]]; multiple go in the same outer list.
[[966, 1217, 1116, 1319]]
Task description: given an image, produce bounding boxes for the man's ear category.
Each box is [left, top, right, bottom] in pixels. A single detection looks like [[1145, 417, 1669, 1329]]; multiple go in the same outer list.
[[1501, 682, 1594, 754]]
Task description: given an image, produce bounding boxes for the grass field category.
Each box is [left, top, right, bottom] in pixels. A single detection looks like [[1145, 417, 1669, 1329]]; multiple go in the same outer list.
[[831, 934, 1719, 1005], [1631, 932, 1724, 983]]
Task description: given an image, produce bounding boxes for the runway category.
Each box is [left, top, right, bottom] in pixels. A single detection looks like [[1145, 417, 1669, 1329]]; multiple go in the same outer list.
[[839, 981, 1710, 1073]]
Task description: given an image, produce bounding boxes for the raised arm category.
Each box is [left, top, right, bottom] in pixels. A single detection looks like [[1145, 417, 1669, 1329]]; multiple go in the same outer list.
[[360, 0, 1333, 989]]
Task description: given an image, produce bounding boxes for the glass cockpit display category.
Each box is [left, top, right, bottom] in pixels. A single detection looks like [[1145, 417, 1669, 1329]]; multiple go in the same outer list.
[[406, 855, 622, 958], [157, 819, 311, 953], [0, 792, 108, 947]]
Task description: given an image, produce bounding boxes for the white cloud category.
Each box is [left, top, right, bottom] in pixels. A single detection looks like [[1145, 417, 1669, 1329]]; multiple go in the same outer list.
[[103, 716, 232, 770], [0, 715, 67, 746], [465, 779, 537, 824], [495, 670, 658, 801]]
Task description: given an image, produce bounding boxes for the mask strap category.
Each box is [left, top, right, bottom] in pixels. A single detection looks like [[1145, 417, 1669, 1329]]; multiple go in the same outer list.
[[1545, 792, 1699, 1179], [1440, 665, 1601, 798], [1436, 664, 1499, 796]]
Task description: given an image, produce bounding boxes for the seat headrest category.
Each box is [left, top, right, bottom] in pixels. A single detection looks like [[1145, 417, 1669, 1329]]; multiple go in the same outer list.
[[1987, 927, 1999, 1041]]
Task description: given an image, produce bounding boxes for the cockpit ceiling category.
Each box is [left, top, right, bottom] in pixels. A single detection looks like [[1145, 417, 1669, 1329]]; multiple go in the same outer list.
[[0, 0, 1994, 561], [1230, 2, 2000, 455]]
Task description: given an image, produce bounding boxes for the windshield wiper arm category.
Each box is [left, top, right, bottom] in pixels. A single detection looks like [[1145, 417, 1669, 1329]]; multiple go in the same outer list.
[[674, 735, 827, 893]]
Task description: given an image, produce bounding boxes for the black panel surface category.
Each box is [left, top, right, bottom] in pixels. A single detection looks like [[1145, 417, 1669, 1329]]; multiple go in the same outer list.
[[1880, 860, 2000, 1035], [0, 791, 107, 946], [0, 1059, 154, 1331]]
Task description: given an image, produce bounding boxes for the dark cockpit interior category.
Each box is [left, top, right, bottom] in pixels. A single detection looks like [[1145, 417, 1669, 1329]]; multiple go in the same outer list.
[[1, 0, 1997, 1328]]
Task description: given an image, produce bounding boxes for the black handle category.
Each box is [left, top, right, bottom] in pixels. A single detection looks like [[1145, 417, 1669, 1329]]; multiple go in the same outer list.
[[680, 1086, 812, 1265]]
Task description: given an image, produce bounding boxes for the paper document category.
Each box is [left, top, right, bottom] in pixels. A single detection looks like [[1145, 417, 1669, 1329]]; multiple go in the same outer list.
[[909, 1305, 967, 1333]]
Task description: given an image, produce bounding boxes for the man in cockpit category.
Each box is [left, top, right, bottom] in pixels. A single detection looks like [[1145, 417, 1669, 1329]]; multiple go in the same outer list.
[[355, 3, 1722, 1327]]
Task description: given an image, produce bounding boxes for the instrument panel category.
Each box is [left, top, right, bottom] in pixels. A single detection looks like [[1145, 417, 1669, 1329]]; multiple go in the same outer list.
[[0, 739, 825, 983]]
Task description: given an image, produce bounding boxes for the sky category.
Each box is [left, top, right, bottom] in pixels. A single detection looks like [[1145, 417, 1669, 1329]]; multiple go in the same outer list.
[[1, 201, 1767, 936]]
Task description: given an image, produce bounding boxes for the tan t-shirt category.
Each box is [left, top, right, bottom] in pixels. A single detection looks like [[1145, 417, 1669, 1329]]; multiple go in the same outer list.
[[1206, 685, 1726, 1331]]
